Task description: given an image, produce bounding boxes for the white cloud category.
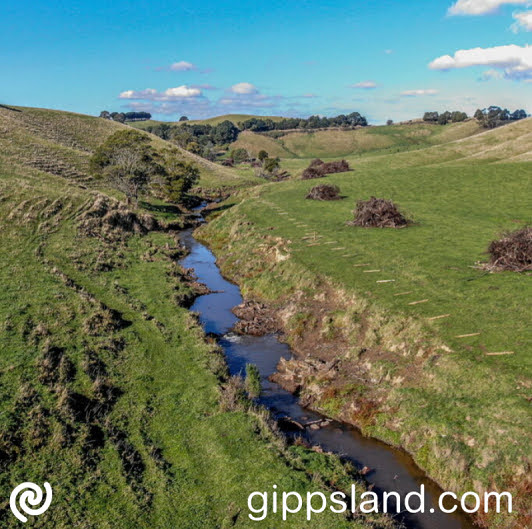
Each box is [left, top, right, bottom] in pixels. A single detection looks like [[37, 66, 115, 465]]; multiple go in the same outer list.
[[480, 68, 504, 80], [351, 81, 378, 89], [169, 60, 196, 71], [448, 0, 530, 15], [400, 89, 439, 96], [384, 49, 394, 54], [118, 85, 202, 101], [230, 82, 258, 95], [512, 10, 532, 30], [164, 86, 201, 97], [429, 44, 532, 80]]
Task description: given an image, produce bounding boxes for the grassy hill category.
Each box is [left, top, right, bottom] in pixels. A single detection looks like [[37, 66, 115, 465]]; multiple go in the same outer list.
[[229, 120, 485, 160], [0, 105, 260, 192], [0, 107, 385, 528], [133, 114, 287, 130], [199, 117, 532, 529]]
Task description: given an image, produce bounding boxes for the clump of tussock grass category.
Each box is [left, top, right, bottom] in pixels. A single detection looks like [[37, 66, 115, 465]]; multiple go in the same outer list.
[[348, 196, 409, 228], [78, 195, 158, 241], [305, 184, 342, 201], [486, 226, 531, 272]]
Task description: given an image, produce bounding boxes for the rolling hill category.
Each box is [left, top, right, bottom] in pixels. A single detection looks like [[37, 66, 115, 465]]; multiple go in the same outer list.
[[199, 116, 532, 529], [0, 105, 259, 192], [0, 106, 373, 529]]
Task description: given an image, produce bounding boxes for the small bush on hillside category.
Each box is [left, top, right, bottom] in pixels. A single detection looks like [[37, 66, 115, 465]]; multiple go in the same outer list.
[[301, 159, 351, 179], [486, 227, 532, 272], [305, 184, 342, 201], [348, 197, 409, 228]]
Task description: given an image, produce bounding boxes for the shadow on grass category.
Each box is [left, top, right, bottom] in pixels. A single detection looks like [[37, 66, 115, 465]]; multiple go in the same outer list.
[[0, 104, 21, 112], [140, 201, 181, 215]]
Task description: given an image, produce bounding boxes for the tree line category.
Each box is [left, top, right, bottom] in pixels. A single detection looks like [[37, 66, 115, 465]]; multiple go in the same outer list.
[[142, 112, 368, 161], [422, 110, 468, 125], [239, 112, 368, 132], [422, 107, 528, 128], [99, 111, 152, 123], [473, 107, 528, 129]]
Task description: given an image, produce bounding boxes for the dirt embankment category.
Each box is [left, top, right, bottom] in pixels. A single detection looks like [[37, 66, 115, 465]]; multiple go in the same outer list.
[[196, 212, 530, 529]]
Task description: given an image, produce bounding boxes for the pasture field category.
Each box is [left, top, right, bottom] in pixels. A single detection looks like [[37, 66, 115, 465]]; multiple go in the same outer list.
[[0, 107, 386, 528], [199, 118, 532, 528]]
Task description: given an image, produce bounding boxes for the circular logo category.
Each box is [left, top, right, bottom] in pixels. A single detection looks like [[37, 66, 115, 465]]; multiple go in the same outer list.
[[10, 482, 52, 523]]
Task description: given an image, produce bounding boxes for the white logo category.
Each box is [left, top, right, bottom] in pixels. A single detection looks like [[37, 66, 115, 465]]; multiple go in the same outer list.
[[10, 482, 52, 523]]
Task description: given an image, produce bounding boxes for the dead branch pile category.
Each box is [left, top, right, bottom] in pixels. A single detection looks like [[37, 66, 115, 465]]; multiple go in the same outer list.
[[487, 227, 532, 272], [301, 159, 351, 179], [348, 196, 409, 228], [305, 184, 342, 201]]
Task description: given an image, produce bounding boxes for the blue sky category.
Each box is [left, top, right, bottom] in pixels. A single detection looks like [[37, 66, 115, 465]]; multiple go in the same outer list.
[[1, 0, 531, 123]]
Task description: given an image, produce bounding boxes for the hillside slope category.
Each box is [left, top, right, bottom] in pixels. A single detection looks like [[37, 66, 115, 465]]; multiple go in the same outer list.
[[229, 120, 484, 160], [0, 106, 258, 192], [199, 120, 532, 528], [0, 109, 382, 528]]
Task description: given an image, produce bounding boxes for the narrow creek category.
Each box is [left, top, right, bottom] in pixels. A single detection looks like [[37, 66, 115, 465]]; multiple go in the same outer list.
[[179, 210, 475, 529]]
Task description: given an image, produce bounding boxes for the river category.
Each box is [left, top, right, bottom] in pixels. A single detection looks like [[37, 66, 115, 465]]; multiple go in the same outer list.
[[179, 214, 475, 529]]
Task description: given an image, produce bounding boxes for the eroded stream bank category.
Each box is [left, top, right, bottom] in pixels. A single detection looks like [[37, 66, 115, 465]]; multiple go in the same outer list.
[[179, 214, 475, 529]]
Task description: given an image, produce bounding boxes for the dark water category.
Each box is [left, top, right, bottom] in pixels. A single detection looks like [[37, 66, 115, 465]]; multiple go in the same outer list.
[[179, 223, 475, 529]]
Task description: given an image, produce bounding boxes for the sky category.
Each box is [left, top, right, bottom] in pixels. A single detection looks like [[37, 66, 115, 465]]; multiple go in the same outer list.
[[1, 0, 531, 123]]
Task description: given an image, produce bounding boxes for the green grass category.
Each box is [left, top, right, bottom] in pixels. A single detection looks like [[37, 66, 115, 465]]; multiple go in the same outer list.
[[0, 120, 387, 527], [198, 122, 532, 528], [0, 105, 259, 194], [227, 120, 484, 161]]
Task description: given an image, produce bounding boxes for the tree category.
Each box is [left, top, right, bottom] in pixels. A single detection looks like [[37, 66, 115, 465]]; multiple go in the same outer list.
[[386, 119, 394, 126], [423, 111, 439, 122], [257, 150, 269, 163], [263, 157, 280, 174], [511, 109, 527, 121], [158, 151, 199, 203], [179, 116, 189, 122], [90, 130, 162, 206], [231, 148, 248, 164], [110, 112, 126, 123], [99, 110, 111, 120], [213, 120, 239, 144]]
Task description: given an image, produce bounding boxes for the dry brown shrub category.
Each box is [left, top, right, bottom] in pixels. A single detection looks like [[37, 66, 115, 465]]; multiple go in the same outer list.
[[305, 184, 342, 201], [486, 227, 531, 272], [348, 196, 409, 228]]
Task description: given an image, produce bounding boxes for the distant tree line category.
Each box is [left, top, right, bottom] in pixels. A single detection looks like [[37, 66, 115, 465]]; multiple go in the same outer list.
[[142, 112, 368, 161], [238, 112, 368, 132], [99, 111, 152, 123], [422, 107, 528, 128], [422, 110, 468, 125], [473, 106, 528, 129], [143, 120, 240, 161]]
